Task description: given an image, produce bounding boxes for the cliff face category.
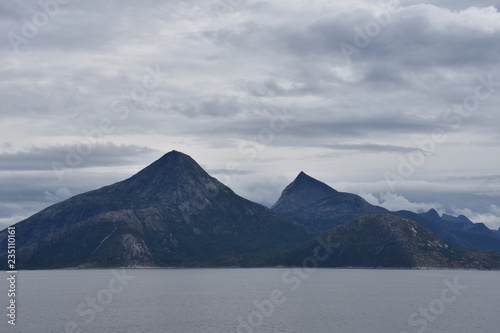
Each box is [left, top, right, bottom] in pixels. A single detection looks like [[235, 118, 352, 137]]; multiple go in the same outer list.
[[0, 151, 308, 269]]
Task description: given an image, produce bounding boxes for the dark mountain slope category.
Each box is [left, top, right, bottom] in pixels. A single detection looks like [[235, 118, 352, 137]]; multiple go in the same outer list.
[[271, 172, 388, 234], [0, 151, 309, 269], [394, 210, 500, 253], [271, 172, 500, 253], [272, 214, 500, 269]]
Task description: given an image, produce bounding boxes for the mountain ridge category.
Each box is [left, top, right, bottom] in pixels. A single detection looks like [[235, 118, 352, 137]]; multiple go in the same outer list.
[[271, 171, 388, 234], [272, 214, 500, 269], [0, 151, 309, 269], [1, 150, 499, 270], [271, 172, 500, 253]]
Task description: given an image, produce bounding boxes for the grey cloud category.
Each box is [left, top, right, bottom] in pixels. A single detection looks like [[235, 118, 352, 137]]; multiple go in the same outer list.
[[0, 174, 59, 203], [200, 4, 500, 71], [404, 1, 500, 11], [350, 6, 500, 74], [0, 0, 499, 229], [191, 110, 455, 147], [283, 115, 452, 138], [0, 143, 158, 171], [207, 169, 253, 176], [174, 96, 248, 118], [445, 175, 500, 183], [0, 2, 30, 20], [395, 189, 500, 220], [325, 143, 416, 154]]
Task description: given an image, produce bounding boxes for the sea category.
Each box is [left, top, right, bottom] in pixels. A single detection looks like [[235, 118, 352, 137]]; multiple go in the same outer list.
[[1, 268, 499, 333]]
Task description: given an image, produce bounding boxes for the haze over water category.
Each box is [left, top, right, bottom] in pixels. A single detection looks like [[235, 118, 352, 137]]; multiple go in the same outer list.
[[1, 268, 499, 333]]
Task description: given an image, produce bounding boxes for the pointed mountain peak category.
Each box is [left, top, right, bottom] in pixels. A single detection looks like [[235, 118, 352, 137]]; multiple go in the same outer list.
[[156, 150, 196, 164], [135, 150, 207, 179], [292, 172, 338, 194], [271, 172, 338, 211], [272, 172, 388, 233], [424, 208, 440, 217], [291, 171, 338, 193], [118, 150, 223, 207], [421, 209, 442, 223], [297, 171, 309, 178]]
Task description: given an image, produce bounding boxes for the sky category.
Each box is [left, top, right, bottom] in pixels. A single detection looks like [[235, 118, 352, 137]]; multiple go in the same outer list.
[[1, 0, 500, 231]]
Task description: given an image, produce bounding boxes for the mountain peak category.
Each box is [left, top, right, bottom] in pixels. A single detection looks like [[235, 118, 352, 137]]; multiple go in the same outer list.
[[131, 150, 208, 182], [107, 150, 223, 208], [271, 172, 388, 234], [422, 208, 441, 222], [427, 208, 439, 215], [292, 171, 338, 193], [156, 150, 195, 164], [271, 172, 338, 211], [297, 171, 309, 178]]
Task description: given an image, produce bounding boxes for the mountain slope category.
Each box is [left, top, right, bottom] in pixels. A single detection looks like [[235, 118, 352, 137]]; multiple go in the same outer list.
[[271, 172, 388, 234], [271, 172, 500, 253], [272, 214, 500, 269], [0, 151, 309, 269], [393, 210, 500, 253]]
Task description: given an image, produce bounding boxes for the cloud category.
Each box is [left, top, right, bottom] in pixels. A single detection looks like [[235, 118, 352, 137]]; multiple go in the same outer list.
[[0, 0, 499, 232], [490, 204, 500, 216], [361, 192, 442, 213], [446, 174, 500, 183], [229, 176, 293, 208], [452, 206, 500, 230], [0, 143, 158, 171], [326, 143, 416, 153]]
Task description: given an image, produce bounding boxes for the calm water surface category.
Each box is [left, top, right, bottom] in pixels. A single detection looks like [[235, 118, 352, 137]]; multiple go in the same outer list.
[[0, 268, 499, 333]]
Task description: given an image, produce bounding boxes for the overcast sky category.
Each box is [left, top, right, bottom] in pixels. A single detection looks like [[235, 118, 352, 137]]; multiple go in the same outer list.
[[1, 0, 500, 231]]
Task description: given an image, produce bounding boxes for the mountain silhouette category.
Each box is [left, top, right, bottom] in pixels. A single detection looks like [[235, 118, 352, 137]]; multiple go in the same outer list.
[[0, 151, 308, 269], [272, 214, 500, 269], [271, 171, 387, 234]]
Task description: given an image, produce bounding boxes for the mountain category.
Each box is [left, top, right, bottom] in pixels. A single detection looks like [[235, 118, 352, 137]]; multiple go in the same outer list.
[[394, 210, 500, 253], [0, 151, 309, 269], [420, 209, 500, 252], [271, 172, 388, 234], [270, 171, 500, 252], [272, 214, 500, 269], [441, 213, 474, 225], [421, 209, 481, 233]]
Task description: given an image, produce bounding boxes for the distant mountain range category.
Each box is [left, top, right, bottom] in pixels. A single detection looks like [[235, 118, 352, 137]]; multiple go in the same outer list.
[[272, 214, 500, 269], [0, 150, 499, 270], [270, 170, 500, 253], [394, 209, 500, 253]]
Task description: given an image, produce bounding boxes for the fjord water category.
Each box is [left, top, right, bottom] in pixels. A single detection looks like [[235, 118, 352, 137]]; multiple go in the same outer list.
[[1, 269, 499, 333]]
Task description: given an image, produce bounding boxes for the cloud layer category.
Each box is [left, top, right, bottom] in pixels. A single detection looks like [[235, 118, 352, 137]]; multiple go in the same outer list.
[[0, 0, 499, 230]]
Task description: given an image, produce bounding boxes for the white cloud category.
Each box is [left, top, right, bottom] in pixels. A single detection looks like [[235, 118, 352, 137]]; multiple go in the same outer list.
[[358, 192, 380, 206], [452, 206, 500, 230], [0, 0, 499, 228], [491, 204, 500, 216], [362, 192, 442, 213]]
